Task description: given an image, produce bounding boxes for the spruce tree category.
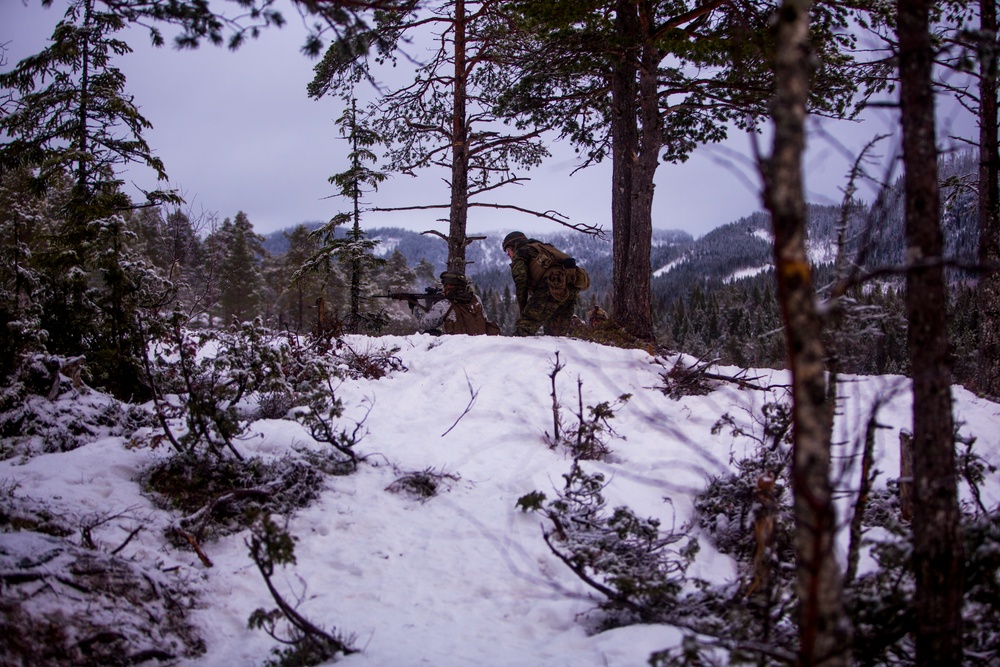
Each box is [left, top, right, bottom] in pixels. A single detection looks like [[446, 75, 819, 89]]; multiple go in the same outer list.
[[293, 99, 387, 334], [0, 0, 174, 218], [277, 224, 328, 333], [215, 212, 266, 325]]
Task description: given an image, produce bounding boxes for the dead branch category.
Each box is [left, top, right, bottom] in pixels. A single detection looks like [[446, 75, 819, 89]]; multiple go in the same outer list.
[[652, 356, 787, 396], [441, 372, 480, 437], [111, 525, 144, 556], [371, 202, 603, 236], [188, 488, 272, 541], [547, 352, 565, 444], [172, 526, 213, 568]]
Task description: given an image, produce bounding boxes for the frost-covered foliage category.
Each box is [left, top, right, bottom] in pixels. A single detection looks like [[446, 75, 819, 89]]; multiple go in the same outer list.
[[138, 317, 285, 459], [0, 318, 397, 664], [0, 483, 204, 666], [844, 487, 1000, 665], [386, 467, 460, 501], [694, 444, 793, 568], [654, 402, 800, 666], [518, 462, 698, 627], [0, 531, 205, 666], [676, 395, 1000, 667], [542, 352, 631, 461], [133, 321, 397, 541], [140, 452, 329, 547], [0, 354, 151, 461]]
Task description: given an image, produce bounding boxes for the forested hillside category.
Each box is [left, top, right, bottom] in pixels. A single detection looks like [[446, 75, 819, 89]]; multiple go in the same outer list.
[[250, 151, 980, 381]]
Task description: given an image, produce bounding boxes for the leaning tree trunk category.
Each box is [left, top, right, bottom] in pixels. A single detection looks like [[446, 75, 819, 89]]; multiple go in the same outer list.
[[978, 0, 1000, 398], [763, 0, 852, 664], [447, 0, 470, 276], [897, 0, 964, 664]]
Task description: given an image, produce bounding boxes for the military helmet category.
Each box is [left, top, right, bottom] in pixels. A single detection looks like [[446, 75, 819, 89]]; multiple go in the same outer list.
[[440, 271, 468, 287], [502, 231, 527, 251]]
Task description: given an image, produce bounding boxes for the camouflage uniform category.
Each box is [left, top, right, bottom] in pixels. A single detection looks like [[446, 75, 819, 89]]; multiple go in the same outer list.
[[509, 241, 579, 337], [419, 272, 500, 335]]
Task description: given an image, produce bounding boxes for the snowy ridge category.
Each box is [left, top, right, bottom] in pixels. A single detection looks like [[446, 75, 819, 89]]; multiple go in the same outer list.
[[654, 256, 688, 278], [724, 265, 770, 283]]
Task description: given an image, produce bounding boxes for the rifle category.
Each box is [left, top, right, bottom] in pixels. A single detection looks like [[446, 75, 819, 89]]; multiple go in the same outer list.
[[373, 286, 447, 313]]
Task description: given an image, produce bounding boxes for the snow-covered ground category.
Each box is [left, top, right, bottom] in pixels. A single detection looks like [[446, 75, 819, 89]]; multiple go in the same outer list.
[[2, 334, 999, 666]]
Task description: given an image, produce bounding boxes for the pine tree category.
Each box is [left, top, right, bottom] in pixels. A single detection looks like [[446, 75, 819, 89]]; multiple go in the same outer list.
[[277, 224, 328, 332], [90, 214, 174, 398], [898, 1, 964, 658], [309, 0, 571, 276], [292, 99, 387, 334], [496, 0, 869, 341], [215, 212, 266, 325], [0, 0, 174, 220]]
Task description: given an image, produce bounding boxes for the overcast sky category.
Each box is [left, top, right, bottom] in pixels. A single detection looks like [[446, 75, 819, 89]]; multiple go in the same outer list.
[[1, 0, 979, 239]]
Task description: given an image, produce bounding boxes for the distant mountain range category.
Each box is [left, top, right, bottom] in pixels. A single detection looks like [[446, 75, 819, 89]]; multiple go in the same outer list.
[[262, 150, 979, 316]]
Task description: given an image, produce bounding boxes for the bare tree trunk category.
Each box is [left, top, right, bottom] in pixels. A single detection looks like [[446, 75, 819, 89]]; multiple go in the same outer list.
[[897, 0, 964, 663], [610, 0, 642, 337], [978, 0, 1000, 397], [899, 430, 914, 521], [845, 407, 879, 585], [448, 0, 470, 275], [609, 0, 655, 342], [763, 0, 852, 664], [76, 0, 93, 199]]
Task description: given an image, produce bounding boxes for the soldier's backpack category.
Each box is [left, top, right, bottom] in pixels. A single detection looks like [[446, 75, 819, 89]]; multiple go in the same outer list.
[[442, 299, 501, 336], [524, 241, 591, 301]]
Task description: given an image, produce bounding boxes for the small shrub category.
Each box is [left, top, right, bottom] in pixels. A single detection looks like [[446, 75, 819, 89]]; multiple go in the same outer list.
[[386, 467, 460, 501], [336, 339, 405, 380], [247, 513, 356, 666], [140, 453, 325, 545], [519, 462, 697, 627], [694, 449, 793, 566], [0, 531, 205, 666], [0, 480, 73, 537], [543, 353, 630, 461], [655, 356, 718, 399], [0, 383, 149, 461]]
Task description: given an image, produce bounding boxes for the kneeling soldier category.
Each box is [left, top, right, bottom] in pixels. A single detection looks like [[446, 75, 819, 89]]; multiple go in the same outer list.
[[419, 272, 500, 336], [502, 231, 587, 337]]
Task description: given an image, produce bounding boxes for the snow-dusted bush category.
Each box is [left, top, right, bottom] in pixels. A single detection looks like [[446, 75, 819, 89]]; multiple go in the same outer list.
[[518, 462, 698, 627], [0, 355, 151, 461], [140, 452, 327, 547], [0, 531, 205, 666], [386, 466, 460, 501], [542, 352, 630, 461]]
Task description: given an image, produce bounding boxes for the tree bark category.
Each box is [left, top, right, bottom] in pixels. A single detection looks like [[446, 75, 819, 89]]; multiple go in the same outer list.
[[897, 0, 964, 663], [978, 0, 1000, 397], [448, 0, 470, 275], [610, 0, 655, 342], [763, 0, 852, 664]]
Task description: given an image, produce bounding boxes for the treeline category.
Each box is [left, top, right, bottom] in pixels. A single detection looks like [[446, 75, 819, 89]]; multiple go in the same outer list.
[[0, 170, 441, 401]]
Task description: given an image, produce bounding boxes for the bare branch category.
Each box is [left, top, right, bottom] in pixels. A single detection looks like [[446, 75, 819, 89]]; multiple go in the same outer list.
[[441, 372, 480, 437]]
